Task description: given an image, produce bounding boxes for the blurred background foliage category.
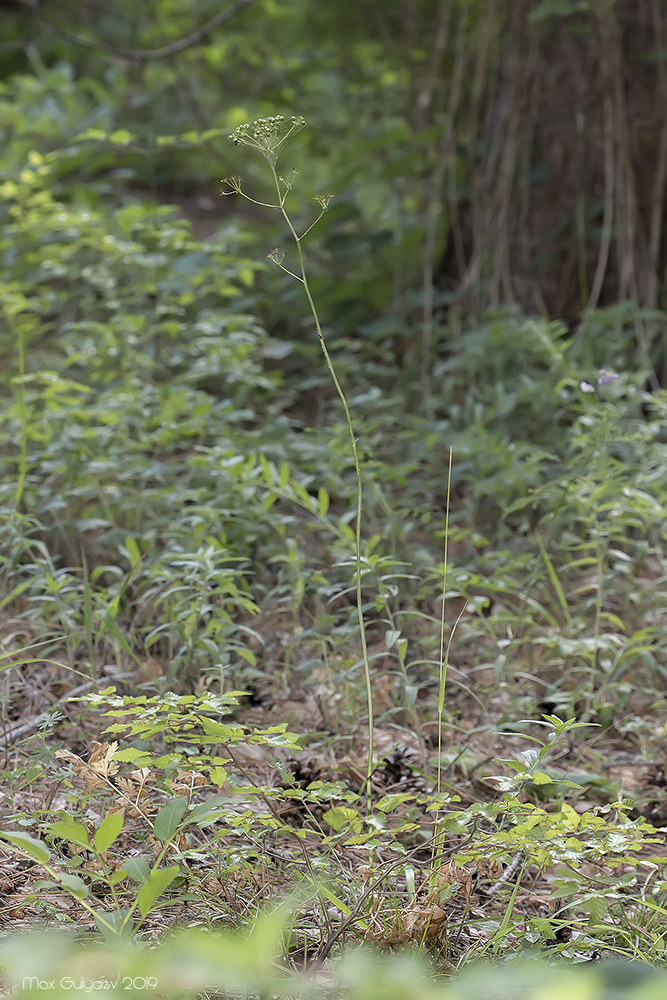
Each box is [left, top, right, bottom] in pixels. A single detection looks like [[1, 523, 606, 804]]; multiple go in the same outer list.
[[2, 0, 666, 357]]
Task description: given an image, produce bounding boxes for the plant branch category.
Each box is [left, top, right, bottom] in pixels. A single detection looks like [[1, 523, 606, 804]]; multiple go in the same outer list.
[[36, 0, 256, 62]]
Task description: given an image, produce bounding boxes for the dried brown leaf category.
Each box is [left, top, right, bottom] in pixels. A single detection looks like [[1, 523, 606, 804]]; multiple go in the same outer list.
[[88, 741, 120, 779], [432, 860, 474, 904]]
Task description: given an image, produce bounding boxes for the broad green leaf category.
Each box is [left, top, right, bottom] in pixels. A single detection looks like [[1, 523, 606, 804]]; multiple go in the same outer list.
[[48, 822, 91, 850], [210, 766, 227, 787], [184, 796, 228, 826], [56, 872, 89, 899], [199, 717, 245, 741], [153, 797, 188, 841], [94, 909, 134, 941], [531, 771, 556, 785], [137, 866, 180, 916], [108, 129, 134, 145], [94, 812, 124, 853], [292, 481, 312, 508], [76, 128, 107, 141], [1, 831, 50, 864], [113, 748, 154, 765], [322, 806, 363, 833], [236, 648, 257, 667], [123, 857, 151, 883], [581, 893, 608, 924], [375, 793, 414, 813]]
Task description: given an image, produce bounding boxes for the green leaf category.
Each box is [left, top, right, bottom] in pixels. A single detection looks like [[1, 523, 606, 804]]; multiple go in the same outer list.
[[210, 766, 227, 787], [184, 796, 228, 827], [94, 909, 134, 941], [56, 872, 89, 899], [322, 806, 363, 833], [125, 535, 141, 567], [236, 648, 257, 667], [48, 822, 91, 850], [123, 857, 151, 884], [317, 487, 330, 515], [292, 481, 312, 508], [375, 793, 414, 813], [94, 812, 124, 853], [531, 771, 556, 786], [153, 797, 188, 841], [113, 748, 154, 765], [1, 831, 50, 865], [137, 866, 180, 917], [581, 893, 608, 924], [318, 883, 368, 930], [76, 128, 107, 142], [199, 717, 245, 741], [535, 532, 571, 627], [385, 629, 401, 650]]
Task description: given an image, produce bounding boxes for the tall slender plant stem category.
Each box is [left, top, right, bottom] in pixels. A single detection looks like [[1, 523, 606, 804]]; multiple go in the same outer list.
[[431, 447, 462, 866], [436, 447, 454, 797], [267, 163, 374, 805], [226, 117, 375, 804]]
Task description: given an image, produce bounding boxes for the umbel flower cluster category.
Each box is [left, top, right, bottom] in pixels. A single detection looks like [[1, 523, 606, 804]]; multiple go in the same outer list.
[[228, 115, 306, 165]]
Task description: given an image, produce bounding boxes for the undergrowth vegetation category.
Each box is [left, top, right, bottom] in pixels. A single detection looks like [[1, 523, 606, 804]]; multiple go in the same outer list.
[[1, 36, 667, 1000]]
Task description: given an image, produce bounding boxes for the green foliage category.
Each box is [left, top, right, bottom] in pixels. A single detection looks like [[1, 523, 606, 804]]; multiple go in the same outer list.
[[0, 141, 355, 677], [0, 693, 307, 939], [2, 688, 662, 965], [2, 2, 667, 983]]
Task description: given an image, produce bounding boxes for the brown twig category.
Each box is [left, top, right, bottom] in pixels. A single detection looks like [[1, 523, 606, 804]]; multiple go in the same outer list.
[[36, 0, 256, 62]]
